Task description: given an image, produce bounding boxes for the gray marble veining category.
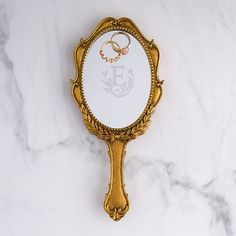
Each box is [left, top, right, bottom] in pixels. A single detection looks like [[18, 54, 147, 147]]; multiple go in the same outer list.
[[0, 0, 236, 235]]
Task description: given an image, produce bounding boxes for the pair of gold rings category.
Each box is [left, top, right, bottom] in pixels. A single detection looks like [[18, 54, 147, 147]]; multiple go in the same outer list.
[[99, 31, 131, 63]]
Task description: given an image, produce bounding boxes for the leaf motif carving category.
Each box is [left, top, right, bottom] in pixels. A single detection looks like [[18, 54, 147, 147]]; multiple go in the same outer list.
[[79, 103, 156, 142]]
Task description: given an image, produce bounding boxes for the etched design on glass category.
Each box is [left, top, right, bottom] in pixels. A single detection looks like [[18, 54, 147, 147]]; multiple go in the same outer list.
[[102, 66, 134, 98]]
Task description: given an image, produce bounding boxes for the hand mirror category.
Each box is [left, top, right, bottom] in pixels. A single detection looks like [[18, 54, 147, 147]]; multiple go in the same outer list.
[[71, 17, 163, 221]]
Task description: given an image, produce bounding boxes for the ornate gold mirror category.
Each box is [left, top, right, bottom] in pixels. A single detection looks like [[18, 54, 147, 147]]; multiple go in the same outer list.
[[71, 17, 163, 221]]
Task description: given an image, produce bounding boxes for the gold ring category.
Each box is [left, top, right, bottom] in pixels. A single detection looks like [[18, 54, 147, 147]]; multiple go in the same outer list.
[[110, 31, 131, 55], [99, 40, 121, 63]]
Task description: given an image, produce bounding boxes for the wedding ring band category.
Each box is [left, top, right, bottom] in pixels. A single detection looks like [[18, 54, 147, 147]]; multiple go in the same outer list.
[[110, 31, 131, 55], [99, 40, 121, 63]]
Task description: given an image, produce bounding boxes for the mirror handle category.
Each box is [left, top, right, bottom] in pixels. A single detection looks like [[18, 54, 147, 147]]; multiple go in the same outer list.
[[104, 140, 129, 221]]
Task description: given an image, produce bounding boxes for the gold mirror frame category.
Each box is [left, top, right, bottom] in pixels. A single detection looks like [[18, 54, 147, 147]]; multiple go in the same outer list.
[[71, 17, 163, 221]]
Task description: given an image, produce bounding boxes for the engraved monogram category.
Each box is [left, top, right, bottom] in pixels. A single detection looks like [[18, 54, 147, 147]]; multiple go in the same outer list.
[[102, 66, 134, 98]]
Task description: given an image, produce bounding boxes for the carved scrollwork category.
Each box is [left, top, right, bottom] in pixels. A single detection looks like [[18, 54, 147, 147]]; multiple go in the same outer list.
[[104, 203, 129, 221]]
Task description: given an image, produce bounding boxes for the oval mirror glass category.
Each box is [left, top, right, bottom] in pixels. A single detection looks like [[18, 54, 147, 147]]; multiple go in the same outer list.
[[82, 30, 152, 128]]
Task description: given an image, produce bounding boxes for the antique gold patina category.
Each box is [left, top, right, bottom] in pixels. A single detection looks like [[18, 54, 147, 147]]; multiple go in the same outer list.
[[71, 17, 163, 221]]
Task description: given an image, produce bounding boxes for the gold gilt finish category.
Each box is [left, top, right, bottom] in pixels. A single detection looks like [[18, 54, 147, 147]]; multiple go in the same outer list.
[[71, 17, 163, 221]]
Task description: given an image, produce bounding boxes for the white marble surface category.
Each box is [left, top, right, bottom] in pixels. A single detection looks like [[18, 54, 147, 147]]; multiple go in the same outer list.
[[0, 0, 236, 235]]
